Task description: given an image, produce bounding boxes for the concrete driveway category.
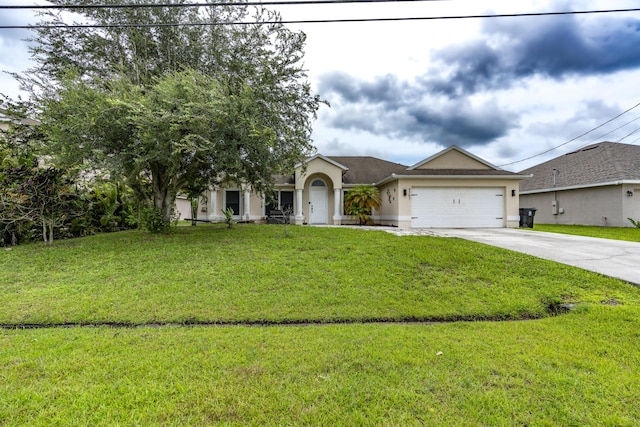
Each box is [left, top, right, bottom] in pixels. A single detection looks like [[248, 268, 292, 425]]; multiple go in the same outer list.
[[424, 228, 640, 285]]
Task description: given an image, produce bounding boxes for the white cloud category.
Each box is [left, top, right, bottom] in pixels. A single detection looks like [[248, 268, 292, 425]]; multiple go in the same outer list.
[[2, 0, 640, 171]]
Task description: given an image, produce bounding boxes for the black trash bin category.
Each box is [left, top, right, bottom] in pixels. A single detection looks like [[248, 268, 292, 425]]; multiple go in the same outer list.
[[519, 208, 537, 228]]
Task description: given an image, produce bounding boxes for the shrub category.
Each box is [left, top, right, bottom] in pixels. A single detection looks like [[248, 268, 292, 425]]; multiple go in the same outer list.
[[344, 185, 382, 225], [222, 207, 235, 229], [141, 206, 179, 233]]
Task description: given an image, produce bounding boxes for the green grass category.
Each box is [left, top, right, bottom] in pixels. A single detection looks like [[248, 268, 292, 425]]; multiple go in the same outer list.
[[1, 308, 639, 426], [1, 224, 636, 325], [533, 223, 640, 242], [1, 224, 640, 425]]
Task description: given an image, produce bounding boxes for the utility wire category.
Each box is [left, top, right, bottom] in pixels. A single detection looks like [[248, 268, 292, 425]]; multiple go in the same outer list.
[[2, 0, 452, 9], [1, 8, 639, 29], [499, 100, 640, 167], [576, 116, 640, 149], [617, 126, 640, 142]]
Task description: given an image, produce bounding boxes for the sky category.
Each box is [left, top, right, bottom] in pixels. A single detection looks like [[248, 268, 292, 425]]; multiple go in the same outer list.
[[1, 0, 640, 171]]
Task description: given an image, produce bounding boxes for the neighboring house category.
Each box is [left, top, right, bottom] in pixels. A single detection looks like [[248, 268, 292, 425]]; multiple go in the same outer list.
[[177, 145, 529, 228], [519, 142, 640, 227], [0, 113, 39, 131], [0, 113, 11, 132]]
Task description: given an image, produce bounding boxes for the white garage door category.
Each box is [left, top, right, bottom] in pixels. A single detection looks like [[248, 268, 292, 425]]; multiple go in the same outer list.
[[411, 187, 505, 228]]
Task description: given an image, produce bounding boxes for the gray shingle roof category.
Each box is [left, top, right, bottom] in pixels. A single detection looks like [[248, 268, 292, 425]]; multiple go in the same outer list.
[[327, 156, 408, 185], [519, 142, 640, 192]]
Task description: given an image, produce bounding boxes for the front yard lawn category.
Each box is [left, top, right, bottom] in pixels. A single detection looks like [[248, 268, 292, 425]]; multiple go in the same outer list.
[[0, 225, 636, 325], [533, 223, 640, 242], [1, 224, 639, 425]]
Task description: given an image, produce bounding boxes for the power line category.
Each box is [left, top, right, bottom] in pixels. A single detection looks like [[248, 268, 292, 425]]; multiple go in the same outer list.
[[576, 116, 640, 149], [499, 100, 640, 168], [617, 126, 640, 142], [3, 0, 452, 9], [1, 8, 639, 29]]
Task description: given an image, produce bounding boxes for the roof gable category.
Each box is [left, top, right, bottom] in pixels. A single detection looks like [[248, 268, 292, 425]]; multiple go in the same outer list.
[[408, 145, 499, 170], [519, 142, 640, 192], [296, 154, 348, 170]]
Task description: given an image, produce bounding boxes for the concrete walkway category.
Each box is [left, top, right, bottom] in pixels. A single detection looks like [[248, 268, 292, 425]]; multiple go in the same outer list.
[[392, 228, 640, 285]]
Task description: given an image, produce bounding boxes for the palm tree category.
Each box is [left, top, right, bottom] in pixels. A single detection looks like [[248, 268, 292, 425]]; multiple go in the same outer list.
[[344, 185, 381, 225]]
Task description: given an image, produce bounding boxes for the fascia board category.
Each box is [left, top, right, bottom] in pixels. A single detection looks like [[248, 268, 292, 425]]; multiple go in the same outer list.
[[386, 174, 531, 181], [520, 179, 640, 195]]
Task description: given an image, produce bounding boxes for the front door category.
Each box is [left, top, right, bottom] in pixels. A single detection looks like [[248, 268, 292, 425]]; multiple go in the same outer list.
[[309, 179, 328, 224]]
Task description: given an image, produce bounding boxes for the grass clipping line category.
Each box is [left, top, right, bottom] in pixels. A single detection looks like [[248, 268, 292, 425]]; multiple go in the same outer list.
[[0, 304, 577, 330]]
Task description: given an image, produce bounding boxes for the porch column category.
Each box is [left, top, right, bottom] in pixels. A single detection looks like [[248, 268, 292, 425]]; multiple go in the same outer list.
[[333, 188, 342, 224], [295, 189, 304, 222], [208, 189, 218, 220], [243, 190, 251, 221]]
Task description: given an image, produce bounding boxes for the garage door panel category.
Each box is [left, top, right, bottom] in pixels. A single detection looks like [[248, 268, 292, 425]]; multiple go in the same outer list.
[[411, 187, 504, 228]]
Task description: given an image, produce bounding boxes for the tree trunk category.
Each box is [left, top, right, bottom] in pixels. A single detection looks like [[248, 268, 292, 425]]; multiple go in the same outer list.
[[151, 166, 176, 224], [48, 218, 54, 245], [41, 218, 47, 244]]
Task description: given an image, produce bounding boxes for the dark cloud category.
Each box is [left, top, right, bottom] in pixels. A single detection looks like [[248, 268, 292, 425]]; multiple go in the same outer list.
[[318, 71, 405, 106], [317, 74, 518, 147], [328, 106, 380, 133], [317, 12, 640, 148], [426, 14, 640, 95], [397, 100, 516, 146]]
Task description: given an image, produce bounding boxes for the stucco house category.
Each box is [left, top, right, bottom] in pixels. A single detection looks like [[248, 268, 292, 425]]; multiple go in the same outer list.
[[0, 113, 12, 132], [178, 145, 530, 228], [519, 142, 640, 227], [0, 113, 39, 131]]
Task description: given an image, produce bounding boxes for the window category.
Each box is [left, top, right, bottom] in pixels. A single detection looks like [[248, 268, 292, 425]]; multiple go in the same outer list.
[[265, 191, 294, 216], [265, 191, 278, 215], [225, 191, 240, 215], [280, 191, 294, 212], [311, 179, 326, 187]]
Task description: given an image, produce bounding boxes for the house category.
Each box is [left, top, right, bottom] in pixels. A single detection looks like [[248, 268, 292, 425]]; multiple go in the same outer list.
[[177, 145, 529, 228], [518, 142, 640, 227], [0, 113, 39, 131], [0, 113, 11, 132]]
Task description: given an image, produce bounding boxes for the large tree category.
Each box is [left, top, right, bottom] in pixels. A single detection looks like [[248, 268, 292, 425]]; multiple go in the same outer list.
[[17, 0, 323, 223]]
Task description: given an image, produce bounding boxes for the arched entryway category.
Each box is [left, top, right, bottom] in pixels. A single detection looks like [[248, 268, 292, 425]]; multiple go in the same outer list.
[[309, 178, 328, 224]]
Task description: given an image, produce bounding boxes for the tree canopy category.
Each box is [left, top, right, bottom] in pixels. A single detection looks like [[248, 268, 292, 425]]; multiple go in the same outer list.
[[16, 0, 324, 223]]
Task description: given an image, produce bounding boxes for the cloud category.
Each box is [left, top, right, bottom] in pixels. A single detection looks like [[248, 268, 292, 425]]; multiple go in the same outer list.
[[318, 71, 406, 107], [0, 6, 36, 45], [397, 99, 517, 146], [316, 11, 640, 149], [317, 72, 518, 148], [525, 99, 633, 143], [426, 14, 640, 95]]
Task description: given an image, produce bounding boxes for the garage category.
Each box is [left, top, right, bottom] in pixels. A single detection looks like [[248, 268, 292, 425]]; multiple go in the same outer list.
[[410, 187, 505, 228]]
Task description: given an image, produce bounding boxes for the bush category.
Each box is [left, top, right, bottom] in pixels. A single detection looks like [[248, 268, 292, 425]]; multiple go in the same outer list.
[[344, 185, 382, 225], [222, 207, 235, 229], [142, 207, 171, 233], [0, 174, 142, 246]]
